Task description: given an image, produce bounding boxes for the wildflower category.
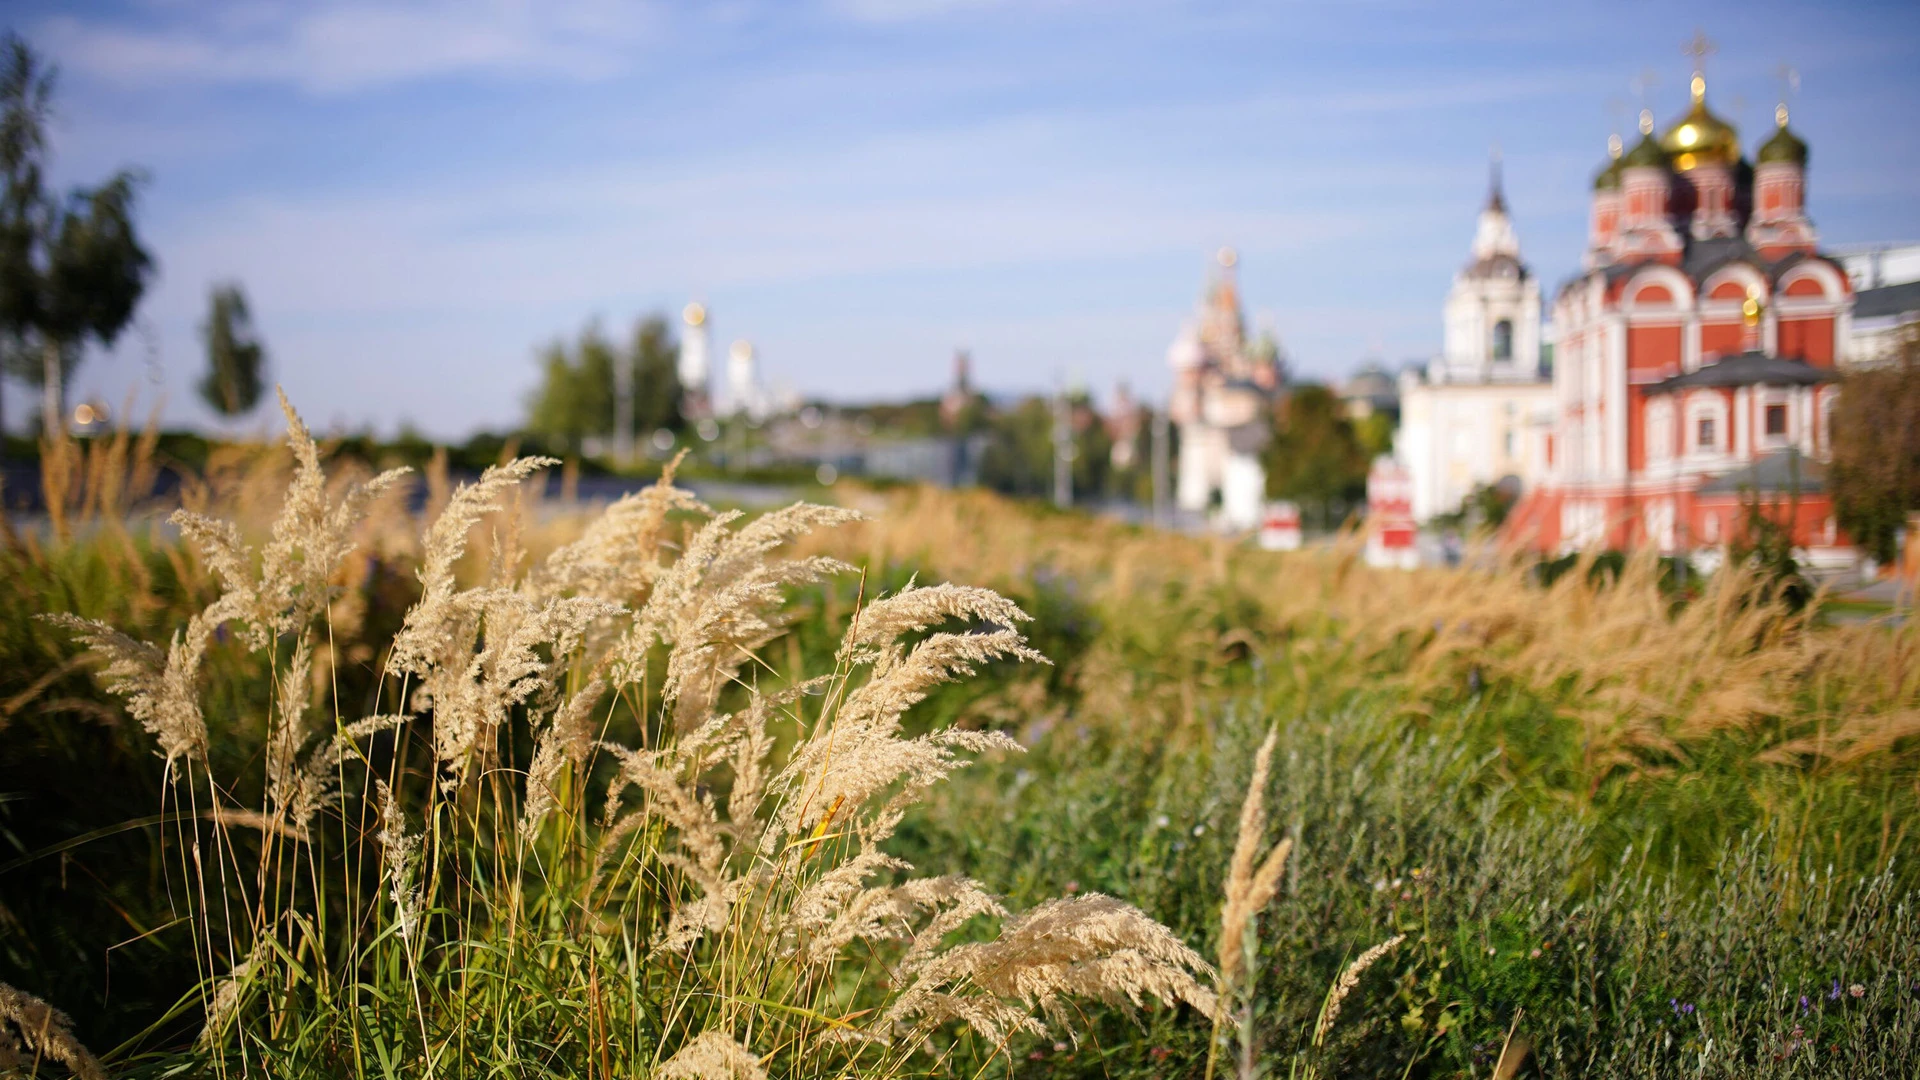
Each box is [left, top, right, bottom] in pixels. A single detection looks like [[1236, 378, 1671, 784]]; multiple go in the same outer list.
[[1829, 979, 1842, 1001], [1849, 984, 1866, 998], [1155, 814, 1170, 829], [1193, 823, 1206, 837], [1529, 948, 1542, 959]]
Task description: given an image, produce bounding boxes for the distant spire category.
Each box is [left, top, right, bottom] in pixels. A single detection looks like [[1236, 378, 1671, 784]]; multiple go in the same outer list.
[[1486, 145, 1507, 213]]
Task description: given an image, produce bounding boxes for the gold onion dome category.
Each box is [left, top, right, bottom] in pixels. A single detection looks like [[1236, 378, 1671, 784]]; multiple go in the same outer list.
[[1757, 103, 1808, 165], [1660, 74, 1741, 170]]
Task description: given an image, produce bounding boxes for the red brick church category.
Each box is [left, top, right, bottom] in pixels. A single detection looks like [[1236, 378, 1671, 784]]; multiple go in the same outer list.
[[1506, 45, 1854, 566]]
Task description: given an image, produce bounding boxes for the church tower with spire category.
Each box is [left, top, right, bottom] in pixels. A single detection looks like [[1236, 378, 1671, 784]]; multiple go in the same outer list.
[[1440, 154, 1543, 381], [1396, 156, 1556, 523]]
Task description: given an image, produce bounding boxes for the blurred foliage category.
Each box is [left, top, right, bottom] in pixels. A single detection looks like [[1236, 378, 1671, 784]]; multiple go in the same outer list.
[[1264, 383, 1370, 529], [0, 33, 153, 438], [195, 283, 266, 417], [523, 315, 683, 452], [1830, 325, 1920, 564]]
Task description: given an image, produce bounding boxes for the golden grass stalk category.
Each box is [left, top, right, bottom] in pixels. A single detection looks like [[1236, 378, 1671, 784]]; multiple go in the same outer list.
[[0, 982, 105, 1080], [656, 1031, 768, 1079], [1313, 933, 1405, 1043]]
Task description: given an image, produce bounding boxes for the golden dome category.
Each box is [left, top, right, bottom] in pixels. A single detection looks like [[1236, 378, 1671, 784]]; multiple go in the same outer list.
[[1660, 74, 1741, 170]]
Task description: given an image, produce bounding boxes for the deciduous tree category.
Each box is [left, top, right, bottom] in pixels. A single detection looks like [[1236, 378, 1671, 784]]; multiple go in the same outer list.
[[197, 284, 267, 417], [1830, 327, 1920, 564], [0, 34, 152, 440]]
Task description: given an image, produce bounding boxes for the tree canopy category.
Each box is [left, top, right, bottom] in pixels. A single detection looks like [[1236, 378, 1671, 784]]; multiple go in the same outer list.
[[1263, 383, 1370, 528], [198, 284, 267, 417], [0, 33, 152, 438], [1830, 327, 1920, 564], [525, 316, 683, 454]]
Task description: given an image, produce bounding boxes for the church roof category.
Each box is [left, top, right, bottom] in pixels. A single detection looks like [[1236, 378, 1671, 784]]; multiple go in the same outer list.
[[1696, 449, 1825, 496], [1854, 280, 1920, 320], [1644, 351, 1834, 394], [1757, 117, 1808, 166], [1586, 242, 1843, 296]]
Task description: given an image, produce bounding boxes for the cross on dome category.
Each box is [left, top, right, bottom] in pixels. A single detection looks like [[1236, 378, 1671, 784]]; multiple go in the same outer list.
[[1683, 29, 1716, 99]]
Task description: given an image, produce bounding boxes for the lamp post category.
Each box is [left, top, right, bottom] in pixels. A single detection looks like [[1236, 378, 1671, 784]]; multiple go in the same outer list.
[[1052, 383, 1074, 509]]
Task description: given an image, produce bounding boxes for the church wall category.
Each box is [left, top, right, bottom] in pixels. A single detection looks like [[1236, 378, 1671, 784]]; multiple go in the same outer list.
[[1627, 324, 1683, 376], [1778, 316, 1835, 365], [1699, 320, 1744, 360]]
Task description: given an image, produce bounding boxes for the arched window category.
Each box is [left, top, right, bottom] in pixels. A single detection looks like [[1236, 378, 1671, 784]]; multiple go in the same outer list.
[[1492, 319, 1514, 362]]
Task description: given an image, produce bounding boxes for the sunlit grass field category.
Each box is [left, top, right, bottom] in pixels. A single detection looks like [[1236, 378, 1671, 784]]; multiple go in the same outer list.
[[2, 410, 1918, 1078]]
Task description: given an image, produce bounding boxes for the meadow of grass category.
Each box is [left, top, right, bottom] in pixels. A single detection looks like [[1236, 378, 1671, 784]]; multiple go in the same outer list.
[[1, 406, 1917, 1078]]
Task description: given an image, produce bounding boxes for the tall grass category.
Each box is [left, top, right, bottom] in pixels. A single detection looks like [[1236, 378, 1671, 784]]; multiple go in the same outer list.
[[2, 404, 1918, 1076], [24, 396, 1222, 1076]]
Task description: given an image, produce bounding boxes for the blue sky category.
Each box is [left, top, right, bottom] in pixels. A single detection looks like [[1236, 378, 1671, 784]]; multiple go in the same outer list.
[[11, 0, 1920, 438]]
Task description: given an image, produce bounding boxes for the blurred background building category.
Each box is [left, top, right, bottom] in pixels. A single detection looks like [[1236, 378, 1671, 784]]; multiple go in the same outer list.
[[1166, 248, 1285, 530], [1395, 164, 1555, 524]]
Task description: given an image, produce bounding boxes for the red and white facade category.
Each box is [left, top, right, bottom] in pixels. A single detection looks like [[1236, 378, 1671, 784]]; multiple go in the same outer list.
[[1507, 79, 1855, 566]]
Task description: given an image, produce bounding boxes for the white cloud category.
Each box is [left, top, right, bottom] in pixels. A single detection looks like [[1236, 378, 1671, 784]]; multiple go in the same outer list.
[[36, 0, 655, 94]]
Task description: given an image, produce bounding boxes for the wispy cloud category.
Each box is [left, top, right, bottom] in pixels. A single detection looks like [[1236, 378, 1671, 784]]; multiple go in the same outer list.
[[36, 0, 655, 94]]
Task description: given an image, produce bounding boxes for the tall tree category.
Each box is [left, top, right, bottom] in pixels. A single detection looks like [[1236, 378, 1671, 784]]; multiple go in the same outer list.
[[1263, 384, 1370, 529], [197, 284, 267, 417], [0, 34, 152, 440], [526, 317, 685, 455], [1830, 327, 1920, 564], [629, 315, 683, 437]]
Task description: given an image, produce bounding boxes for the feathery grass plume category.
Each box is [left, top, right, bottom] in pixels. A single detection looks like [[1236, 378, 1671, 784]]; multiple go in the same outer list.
[[598, 739, 734, 951], [265, 633, 315, 830], [885, 893, 1219, 1049], [775, 581, 1044, 846], [417, 591, 624, 788], [610, 502, 861, 722], [520, 676, 606, 840], [387, 455, 557, 680], [198, 940, 267, 1050], [0, 982, 105, 1080], [656, 1031, 768, 1080], [1217, 727, 1292, 989], [45, 611, 212, 766], [173, 389, 409, 651], [373, 779, 426, 942], [1313, 933, 1405, 1042], [530, 451, 708, 604]]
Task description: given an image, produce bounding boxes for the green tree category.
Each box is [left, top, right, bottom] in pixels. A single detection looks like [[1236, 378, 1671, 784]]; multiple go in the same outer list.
[[976, 392, 1108, 501], [0, 34, 152, 440], [1263, 384, 1369, 529], [525, 316, 684, 454], [525, 337, 595, 452], [629, 315, 683, 436], [1830, 327, 1920, 564], [197, 284, 267, 417]]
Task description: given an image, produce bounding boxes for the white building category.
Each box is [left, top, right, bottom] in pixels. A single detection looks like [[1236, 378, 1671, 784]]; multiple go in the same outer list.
[[1834, 243, 1920, 368], [1396, 166, 1556, 523]]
